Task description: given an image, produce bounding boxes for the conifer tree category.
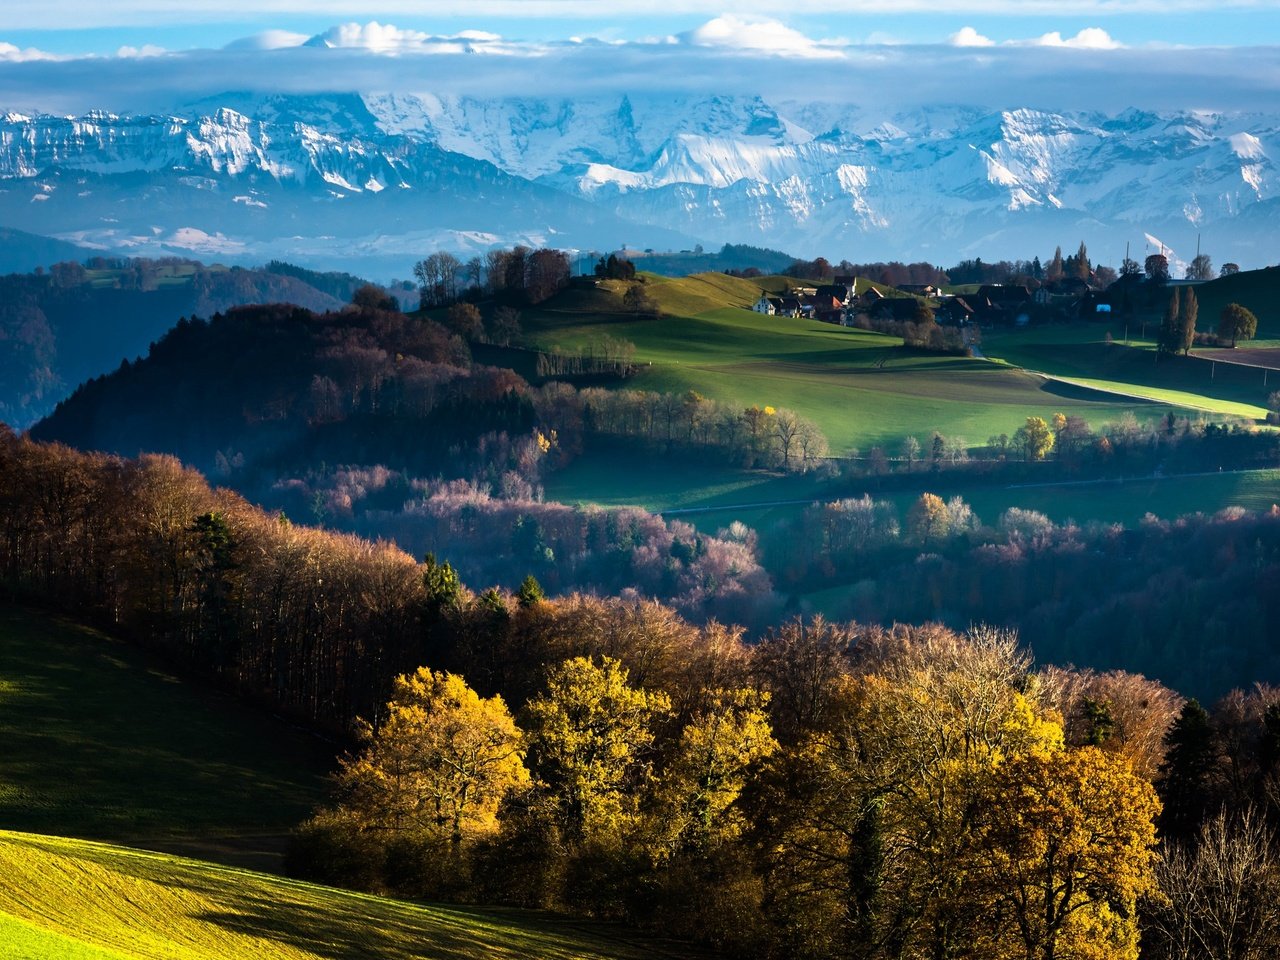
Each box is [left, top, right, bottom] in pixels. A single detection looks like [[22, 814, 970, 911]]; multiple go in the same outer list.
[[1157, 699, 1217, 839]]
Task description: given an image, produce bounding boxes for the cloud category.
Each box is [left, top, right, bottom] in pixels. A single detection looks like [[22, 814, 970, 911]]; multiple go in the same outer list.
[[116, 44, 167, 58], [1029, 27, 1123, 49], [682, 15, 844, 59], [224, 30, 311, 51], [307, 21, 508, 53], [0, 42, 64, 63], [949, 26, 994, 47], [0, 25, 1276, 118], [309, 21, 434, 51]]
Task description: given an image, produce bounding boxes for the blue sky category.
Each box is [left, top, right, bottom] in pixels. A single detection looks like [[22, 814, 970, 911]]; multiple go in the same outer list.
[[4, 2, 1277, 54]]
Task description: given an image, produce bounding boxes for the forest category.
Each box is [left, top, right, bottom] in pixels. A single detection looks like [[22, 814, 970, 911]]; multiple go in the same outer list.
[[3, 427, 1279, 959]]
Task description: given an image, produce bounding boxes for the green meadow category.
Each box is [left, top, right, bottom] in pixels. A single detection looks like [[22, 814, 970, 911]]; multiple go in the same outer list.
[[527, 276, 1185, 454], [0, 832, 697, 960], [982, 325, 1273, 419], [0, 606, 332, 866]]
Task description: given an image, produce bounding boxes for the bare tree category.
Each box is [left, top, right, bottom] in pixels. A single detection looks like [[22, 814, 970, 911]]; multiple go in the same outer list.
[[1147, 807, 1280, 960]]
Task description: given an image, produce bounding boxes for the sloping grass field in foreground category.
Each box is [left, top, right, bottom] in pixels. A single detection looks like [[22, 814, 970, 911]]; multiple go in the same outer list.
[[0, 606, 332, 866], [0, 832, 696, 960]]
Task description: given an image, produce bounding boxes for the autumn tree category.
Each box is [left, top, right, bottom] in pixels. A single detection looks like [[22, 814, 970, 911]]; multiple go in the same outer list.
[[1047, 246, 1065, 282], [907, 491, 951, 543], [977, 747, 1160, 960], [1016, 416, 1055, 461], [753, 625, 1064, 960], [1073, 240, 1091, 281], [1218, 303, 1259, 348], [351, 283, 399, 312], [622, 282, 659, 317], [1146, 253, 1170, 282], [901, 435, 921, 471], [1041, 667, 1182, 781], [445, 302, 484, 342], [489, 306, 522, 347], [648, 688, 776, 857], [525, 655, 671, 842], [334, 667, 529, 844], [1147, 808, 1280, 960]]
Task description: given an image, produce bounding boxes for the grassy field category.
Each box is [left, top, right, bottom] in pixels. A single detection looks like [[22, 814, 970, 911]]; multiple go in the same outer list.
[[527, 281, 1182, 454], [983, 325, 1272, 419], [0, 606, 332, 866], [0, 832, 698, 960], [869, 468, 1280, 528], [545, 436, 1280, 539]]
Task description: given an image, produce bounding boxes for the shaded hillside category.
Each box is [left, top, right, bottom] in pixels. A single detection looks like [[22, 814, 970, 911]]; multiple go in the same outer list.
[[0, 607, 331, 866], [0, 259, 347, 428], [30, 301, 494, 477]]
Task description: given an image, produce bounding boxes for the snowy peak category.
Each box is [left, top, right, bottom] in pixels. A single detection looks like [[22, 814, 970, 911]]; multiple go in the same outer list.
[[2, 92, 1280, 270]]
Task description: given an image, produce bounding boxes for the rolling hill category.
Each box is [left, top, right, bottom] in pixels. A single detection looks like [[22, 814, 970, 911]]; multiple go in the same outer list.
[[0, 832, 699, 960], [0, 606, 332, 868], [525, 273, 1189, 453]]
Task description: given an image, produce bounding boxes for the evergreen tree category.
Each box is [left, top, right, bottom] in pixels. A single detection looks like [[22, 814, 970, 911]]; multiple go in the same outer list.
[[517, 574, 544, 608], [423, 553, 462, 610], [1156, 699, 1217, 839]]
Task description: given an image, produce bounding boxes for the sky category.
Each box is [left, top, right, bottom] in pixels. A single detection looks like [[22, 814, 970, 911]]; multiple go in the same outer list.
[[2, 1, 1280, 114]]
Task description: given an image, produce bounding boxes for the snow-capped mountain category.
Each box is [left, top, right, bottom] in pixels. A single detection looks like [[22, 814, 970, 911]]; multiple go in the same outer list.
[[1, 92, 1276, 273]]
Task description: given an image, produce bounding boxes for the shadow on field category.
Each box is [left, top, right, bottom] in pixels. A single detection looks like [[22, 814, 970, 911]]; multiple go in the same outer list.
[[194, 891, 700, 960], [1038, 378, 1159, 404]]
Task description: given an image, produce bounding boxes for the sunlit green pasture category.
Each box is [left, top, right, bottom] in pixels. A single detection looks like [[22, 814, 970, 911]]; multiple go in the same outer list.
[[983, 325, 1272, 419], [527, 281, 1181, 454], [0, 832, 695, 960]]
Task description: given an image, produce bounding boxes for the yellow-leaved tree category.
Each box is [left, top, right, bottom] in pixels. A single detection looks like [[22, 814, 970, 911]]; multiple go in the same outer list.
[[525, 655, 671, 842], [976, 746, 1160, 960], [335, 667, 529, 845], [753, 626, 1066, 959], [649, 687, 777, 857]]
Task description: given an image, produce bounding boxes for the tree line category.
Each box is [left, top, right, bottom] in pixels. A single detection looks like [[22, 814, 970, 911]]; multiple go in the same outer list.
[[9, 425, 1280, 957], [414, 246, 571, 309], [292, 617, 1176, 960]]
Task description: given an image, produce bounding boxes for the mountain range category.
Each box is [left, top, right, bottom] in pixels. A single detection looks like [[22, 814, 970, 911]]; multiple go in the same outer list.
[[2, 92, 1276, 274]]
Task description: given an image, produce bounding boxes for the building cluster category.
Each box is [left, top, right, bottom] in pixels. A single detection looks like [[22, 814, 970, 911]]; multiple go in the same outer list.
[[752, 274, 1134, 329]]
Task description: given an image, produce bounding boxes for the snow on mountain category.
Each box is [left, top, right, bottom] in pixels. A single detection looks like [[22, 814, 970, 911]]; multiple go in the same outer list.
[[1, 92, 1278, 272]]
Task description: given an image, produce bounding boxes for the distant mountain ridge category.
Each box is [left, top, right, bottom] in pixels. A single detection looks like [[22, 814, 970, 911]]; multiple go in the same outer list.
[[1, 93, 1276, 272]]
